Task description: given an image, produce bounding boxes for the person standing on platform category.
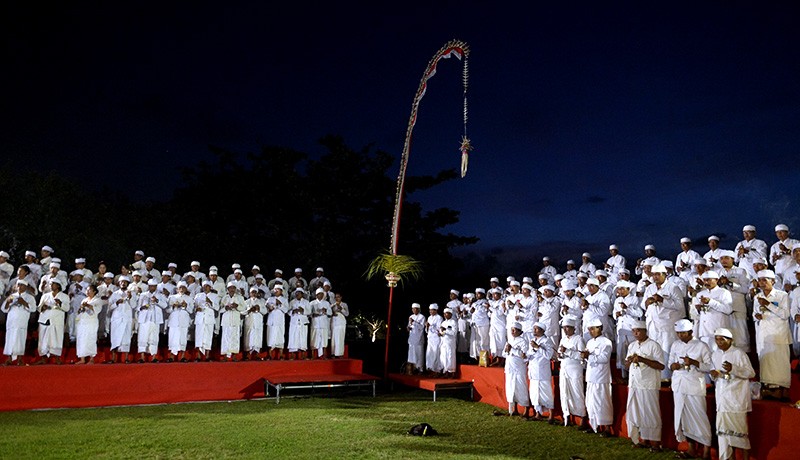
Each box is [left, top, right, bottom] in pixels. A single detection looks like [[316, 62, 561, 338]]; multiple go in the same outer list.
[[718, 251, 752, 352], [439, 307, 458, 378], [613, 280, 642, 380], [538, 285, 562, 348], [624, 320, 665, 452], [2, 280, 36, 365], [471, 288, 491, 361], [736, 225, 768, 279], [167, 282, 194, 362], [752, 269, 791, 400], [243, 287, 267, 360], [330, 292, 349, 359], [710, 327, 755, 460], [605, 244, 626, 280], [75, 284, 102, 364], [526, 321, 554, 422], [770, 224, 799, 286], [488, 288, 507, 366], [309, 287, 332, 359], [692, 270, 733, 350], [676, 237, 701, 275], [406, 303, 425, 372], [425, 303, 443, 375], [36, 279, 70, 364], [193, 281, 219, 361], [503, 322, 530, 416], [136, 280, 166, 363], [288, 288, 310, 360], [669, 319, 713, 460], [266, 285, 289, 360], [557, 315, 588, 429], [643, 264, 684, 382], [219, 282, 246, 361], [109, 276, 137, 363], [581, 318, 613, 436]]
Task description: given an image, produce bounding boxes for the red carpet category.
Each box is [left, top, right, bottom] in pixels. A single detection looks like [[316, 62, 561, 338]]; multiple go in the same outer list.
[[458, 364, 799, 460], [0, 358, 363, 411]]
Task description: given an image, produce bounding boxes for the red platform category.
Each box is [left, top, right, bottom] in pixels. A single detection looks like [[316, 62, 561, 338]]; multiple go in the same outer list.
[[457, 364, 800, 460], [0, 358, 364, 411]]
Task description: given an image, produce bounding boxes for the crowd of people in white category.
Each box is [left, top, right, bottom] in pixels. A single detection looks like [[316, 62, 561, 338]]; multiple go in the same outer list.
[[406, 224, 799, 460], [1, 250, 350, 365]]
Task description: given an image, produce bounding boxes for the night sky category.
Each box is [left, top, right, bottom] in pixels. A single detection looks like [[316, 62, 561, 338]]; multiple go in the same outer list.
[[3, 2, 799, 265]]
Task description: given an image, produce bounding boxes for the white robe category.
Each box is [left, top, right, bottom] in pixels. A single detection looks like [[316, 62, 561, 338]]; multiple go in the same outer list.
[[193, 291, 219, 353], [504, 335, 530, 406], [670, 338, 713, 446], [626, 338, 664, 443], [108, 289, 136, 352], [2, 292, 36, 359], [266, 295, 288, 349], [243, 297, 267, 352], [407, 312, 425, 367], [527, 334, 554, 411], [558, 333, 586, 422], [75, 296, 102, 358], [137, 291, 166, 354], [753, 289, 791, 388], [309, 299, 331, 352], [489, 300, 507, 356], [219, 293, 246, 356], [288, 298, 310, 352], [712, 345, 755, 459], [330, 300, 349, 356], [425, 314, 443, 372], [167, 293, 194, 354], [585, 336, 613, 430], [37, 291, 70, 356], [439, 318, 457, 373]]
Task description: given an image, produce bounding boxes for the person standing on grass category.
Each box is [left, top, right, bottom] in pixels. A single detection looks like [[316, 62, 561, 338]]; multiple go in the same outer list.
[[557, 315, 589, 429], [503, 322, 530, 416], [624, 320, 665, 452], [581, 318, 613, 436], [425, 303, 443, 375], [2, 280, 36, 365], [710, 327, 755, 460], [669, 319, 713, 460], [136, 280, 166, 363], [288, 288, 310, 360], [75, 284, 102, 364], [526, 321, 554, 422], [36, 279, 70, 364]]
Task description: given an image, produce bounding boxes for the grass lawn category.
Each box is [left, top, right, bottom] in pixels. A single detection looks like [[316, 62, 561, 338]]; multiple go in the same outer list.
[[0, 391, 676, 459]]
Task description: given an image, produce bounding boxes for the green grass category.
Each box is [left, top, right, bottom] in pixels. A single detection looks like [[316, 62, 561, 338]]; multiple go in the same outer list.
[[0, 391, 676, 459]]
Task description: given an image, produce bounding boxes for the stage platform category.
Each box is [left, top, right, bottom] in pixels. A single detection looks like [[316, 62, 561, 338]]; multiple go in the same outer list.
[[0, 358, 365, 411], [456, 363, 800, 460], [388, 373, 474, 401]]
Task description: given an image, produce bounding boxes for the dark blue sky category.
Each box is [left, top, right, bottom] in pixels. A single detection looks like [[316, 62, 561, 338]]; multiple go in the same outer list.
[[3, 2, 799, 263]]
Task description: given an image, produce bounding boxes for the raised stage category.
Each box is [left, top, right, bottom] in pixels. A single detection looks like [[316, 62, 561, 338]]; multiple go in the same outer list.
[[0, 358, 368, 411], [453, 364, 800, 460]]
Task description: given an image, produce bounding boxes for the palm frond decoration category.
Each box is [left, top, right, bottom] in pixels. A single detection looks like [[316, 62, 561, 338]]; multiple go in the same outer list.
[[364, 253, 423, 287]]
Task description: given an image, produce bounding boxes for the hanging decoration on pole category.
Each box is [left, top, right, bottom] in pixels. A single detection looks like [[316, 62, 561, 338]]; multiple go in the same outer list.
[[364, 39, 471, 379]]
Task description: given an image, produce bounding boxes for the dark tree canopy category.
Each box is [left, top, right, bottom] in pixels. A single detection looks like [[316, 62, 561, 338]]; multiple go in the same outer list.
[[0, 137, 478, 316]]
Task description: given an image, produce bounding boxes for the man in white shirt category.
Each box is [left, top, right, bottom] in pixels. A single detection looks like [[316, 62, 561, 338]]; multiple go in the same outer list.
[[579, 253, 596, 276], [676, 237, 701, 275], [581, 318, 613, 436], [625, 320, 665, 451], [669, 319, 713, 460], [735, 225, 768, 278], [691, 270, 733, 350], [703, 235, 724, 271], [752, 269, 791, 400], [771, 224, 799, 286], [635, 245, 659, 276], [604, 244, 626, 279], [406, 303, 425, 372]]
